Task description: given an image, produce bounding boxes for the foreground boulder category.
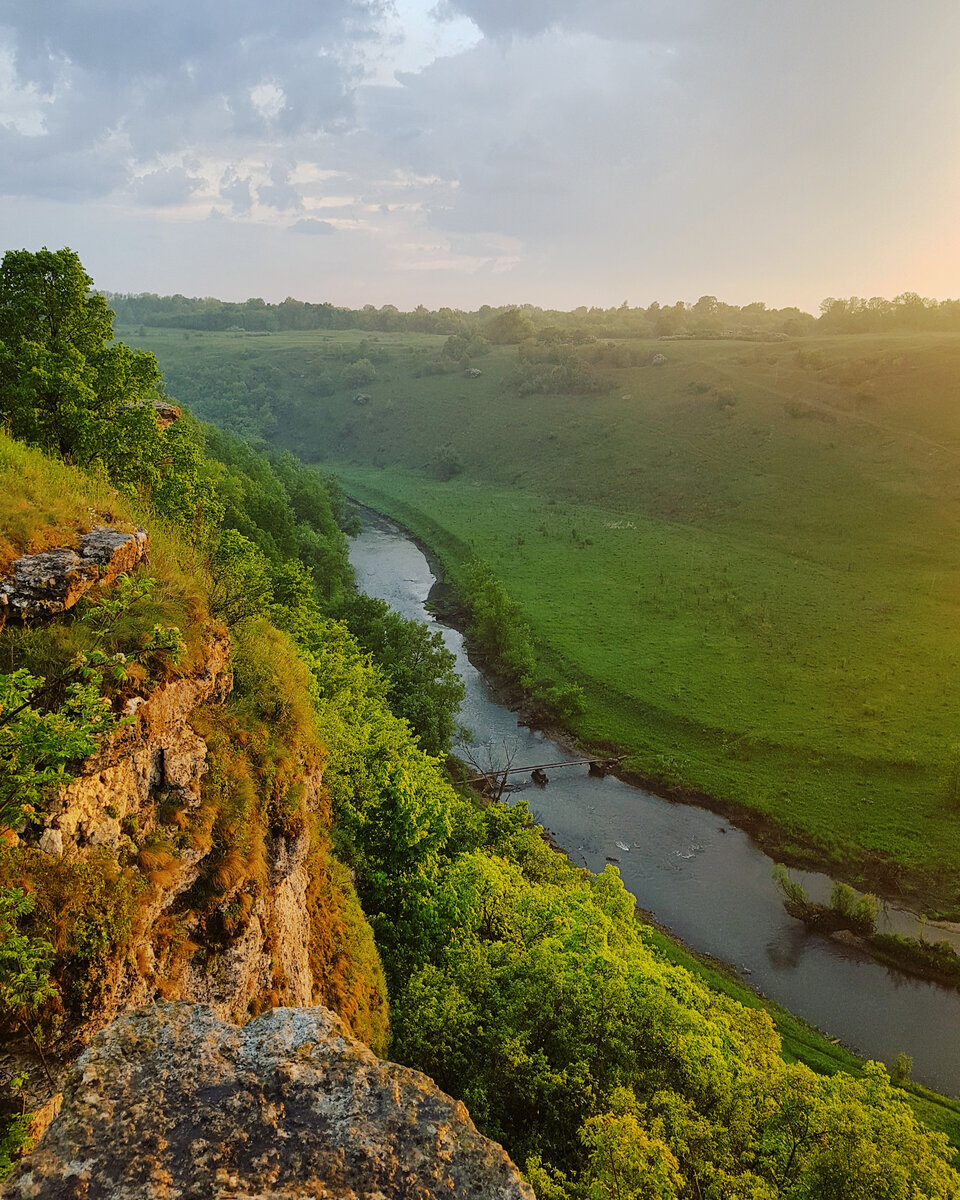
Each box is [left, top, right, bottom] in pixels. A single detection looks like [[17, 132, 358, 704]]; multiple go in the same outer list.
[[4, 1003, 534, 1200]]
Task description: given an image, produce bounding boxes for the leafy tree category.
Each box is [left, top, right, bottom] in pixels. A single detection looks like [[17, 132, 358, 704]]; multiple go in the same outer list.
[[210, 529, 274, 625], [483, 308, 536, 345], [340, 358, 377, 388], [0, 248, 222, 539], [0, 888, 58, 1084], [0, 249, 161, 478], [580, 1093, 683, 1200], [343, 595, 465, 757], [460, 559, 536, 684]]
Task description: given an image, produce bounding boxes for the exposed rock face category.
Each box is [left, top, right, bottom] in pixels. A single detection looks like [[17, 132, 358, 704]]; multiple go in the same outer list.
[[152, 400, 181, 428], [121, 400, 181, 428], [0, 526, 148, 623], [29, 627, 319, 1034], [4, 1004, 535, 1200], [41, 627, 231, 852]]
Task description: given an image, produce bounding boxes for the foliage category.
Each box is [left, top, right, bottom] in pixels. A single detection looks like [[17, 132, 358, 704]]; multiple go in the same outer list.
[[868, 932, 960, 988], [460, 558, 537, 684], [0, 248, 222, 540], [773, 868, 877, 936], [579, 1095, 683, 1200], [0, 573, 187, 831], [376, 801, 960, 1196], [340, 357, 377, 387], [512, 359, 606, 397], [210, 529, 274, 625], [200, 425, 354, 605], [0, 888, 58, 1041], [0, 1110, 31, 1183], [342, 594, 465, 757], [0, 670, 115, 831]]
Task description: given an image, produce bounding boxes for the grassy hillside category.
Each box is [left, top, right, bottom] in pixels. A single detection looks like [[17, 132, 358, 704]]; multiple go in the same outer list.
[[127, 325, 960, 905]]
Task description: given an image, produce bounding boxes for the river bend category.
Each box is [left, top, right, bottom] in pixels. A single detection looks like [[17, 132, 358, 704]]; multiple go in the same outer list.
[[349, 512, 960, 1095]]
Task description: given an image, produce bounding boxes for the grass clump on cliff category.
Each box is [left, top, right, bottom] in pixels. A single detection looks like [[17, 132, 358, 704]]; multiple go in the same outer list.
[[0, 436, 133, 576]]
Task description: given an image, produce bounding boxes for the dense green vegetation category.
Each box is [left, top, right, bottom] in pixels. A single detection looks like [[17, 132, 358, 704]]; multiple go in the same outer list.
[[107, 288, 960, 339], [122, 320, 960, 906], [5, 256, 960, 1194]]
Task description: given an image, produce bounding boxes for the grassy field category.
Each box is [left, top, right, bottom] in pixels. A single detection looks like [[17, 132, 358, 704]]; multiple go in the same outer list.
[[127, 325, 960, 907]]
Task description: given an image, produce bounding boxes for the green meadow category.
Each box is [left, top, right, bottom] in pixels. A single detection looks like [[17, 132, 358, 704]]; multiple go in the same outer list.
[[128, 325, 960, 906]]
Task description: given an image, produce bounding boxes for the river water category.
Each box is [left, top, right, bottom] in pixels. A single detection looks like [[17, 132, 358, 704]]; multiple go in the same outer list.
[[349, 512, 960, 1095]]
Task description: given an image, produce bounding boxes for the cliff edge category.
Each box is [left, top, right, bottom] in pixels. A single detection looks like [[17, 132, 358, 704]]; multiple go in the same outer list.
[[3, 1003, 534, 1200]]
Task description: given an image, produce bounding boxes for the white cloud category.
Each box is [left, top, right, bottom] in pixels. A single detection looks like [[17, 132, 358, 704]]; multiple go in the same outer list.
[[1, 0, 958, 309]]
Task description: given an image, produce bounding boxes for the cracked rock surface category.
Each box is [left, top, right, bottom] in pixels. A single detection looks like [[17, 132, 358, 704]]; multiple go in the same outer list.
[[4, 1003, 534, 1200], [0, 526, 148, 621]]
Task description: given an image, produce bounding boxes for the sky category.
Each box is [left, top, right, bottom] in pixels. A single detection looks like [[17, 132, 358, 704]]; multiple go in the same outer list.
[[0, 0, 957, 313]]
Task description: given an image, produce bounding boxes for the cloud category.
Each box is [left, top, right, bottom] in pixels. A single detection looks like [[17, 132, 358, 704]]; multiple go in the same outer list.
[[431, 0, 698, 42], [132, 166, 202, 208], [257, 165, 303, 213], [219, 170, 253, 216], [1, 0, 959, 310], [290, 218, 337, 235], [0, 0, 387, 200]]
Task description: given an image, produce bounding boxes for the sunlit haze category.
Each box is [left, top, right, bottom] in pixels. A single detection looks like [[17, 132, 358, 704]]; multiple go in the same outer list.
[[1, 0, 957, 310]]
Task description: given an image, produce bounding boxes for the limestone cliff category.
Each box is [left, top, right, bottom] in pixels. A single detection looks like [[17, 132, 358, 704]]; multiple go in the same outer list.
[[1, 527, 387, 1090], [3, 1004, 534, 1200]]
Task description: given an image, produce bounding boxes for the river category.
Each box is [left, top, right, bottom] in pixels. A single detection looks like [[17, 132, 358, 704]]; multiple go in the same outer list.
[[349, 511, 960, 1096]]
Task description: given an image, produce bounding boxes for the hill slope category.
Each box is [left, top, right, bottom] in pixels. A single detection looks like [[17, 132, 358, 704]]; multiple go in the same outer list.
[[129, 325, 960, 903]]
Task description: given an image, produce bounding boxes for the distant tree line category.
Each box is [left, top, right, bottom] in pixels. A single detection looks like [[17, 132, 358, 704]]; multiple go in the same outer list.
[[817, 293, 960, 333], [106, 289, 960, 341], [106, 292, 819, 341]]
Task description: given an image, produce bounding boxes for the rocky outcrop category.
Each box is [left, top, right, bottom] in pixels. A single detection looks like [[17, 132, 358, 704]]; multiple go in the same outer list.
[[122, 400, 181, 428], [24, 623, 334, 1042], [0, 526, 148, 624], [40, 627, 231, 854], [152, 400, 181, 428], [27, 626, 318, 1032], [3, 1004, 535, 1200]]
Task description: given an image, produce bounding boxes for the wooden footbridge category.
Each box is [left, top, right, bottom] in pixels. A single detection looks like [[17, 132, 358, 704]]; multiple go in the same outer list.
[[463, 755, 624, 786]]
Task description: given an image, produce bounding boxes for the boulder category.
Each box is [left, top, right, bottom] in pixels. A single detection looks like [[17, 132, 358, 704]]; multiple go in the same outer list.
[[4, 1003, 535, 1200], [0, 526, 148, 622]]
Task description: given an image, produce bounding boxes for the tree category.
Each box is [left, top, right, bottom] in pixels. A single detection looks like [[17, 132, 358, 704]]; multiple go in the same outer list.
[[460, 559, 536, 684], [483, 308, 535, 345], [210, 529, 274, 625], [340, 358, 377, 388], [0, 889, 59, 1085], [343, 594, 465, 757], [0, 248, 165, 484]]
